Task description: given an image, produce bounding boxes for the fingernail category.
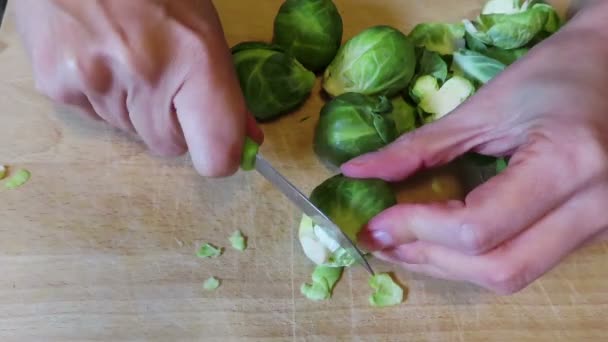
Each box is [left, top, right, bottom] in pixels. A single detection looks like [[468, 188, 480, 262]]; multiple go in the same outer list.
[[358, 229, 393, 250], [371, 230, 393, 246]]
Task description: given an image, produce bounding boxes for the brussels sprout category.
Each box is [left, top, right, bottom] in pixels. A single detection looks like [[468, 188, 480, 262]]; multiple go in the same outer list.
[[408, 23, 466, 55], [313, 92, 413, 166], [273, 0, 343, 72], [231, 42, 316, 121], [452, 49, 506, 85], [463, 4, 550, 50], [322, 25, 417, 97], [416, 75, 475, 123], [298, 174, 397, 267]]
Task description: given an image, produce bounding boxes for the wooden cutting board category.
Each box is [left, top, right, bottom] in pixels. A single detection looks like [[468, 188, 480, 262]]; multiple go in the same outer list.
[[1, 0, 606, 341]]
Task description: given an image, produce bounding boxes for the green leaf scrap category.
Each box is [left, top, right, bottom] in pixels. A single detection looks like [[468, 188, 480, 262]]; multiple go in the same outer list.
[[229, 230, 247, 251], [4, 169, 31, 190], [203, 276, 221, 290], [369, 273, 404, 307], [301, 265, 343, 301], [196, 243, 223, 258]]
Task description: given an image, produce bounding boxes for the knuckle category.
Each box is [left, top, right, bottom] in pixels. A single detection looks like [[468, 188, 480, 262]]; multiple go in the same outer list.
[[459, 223, 493, 255], [481, 262, 529, 295]]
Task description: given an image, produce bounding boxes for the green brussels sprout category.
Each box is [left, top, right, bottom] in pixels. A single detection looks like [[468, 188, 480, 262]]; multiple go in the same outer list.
[[313, 92, 416, 166], [273, 0, 343, 72], [231, 42, 316, 121], [298, 174, 397, 267], [408, 22, 466, 55], [322, 25, 417, 98], [452, 49, 506, 85], [414, 75, 475, 123]]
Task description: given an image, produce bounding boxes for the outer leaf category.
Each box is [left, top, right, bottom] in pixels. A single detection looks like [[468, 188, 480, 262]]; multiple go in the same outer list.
[[452, 49, 506, 84], [419, 50, 448, 82]]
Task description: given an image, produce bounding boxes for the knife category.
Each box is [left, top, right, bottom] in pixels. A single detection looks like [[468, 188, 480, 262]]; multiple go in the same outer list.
[[241, 137, 374, 275]]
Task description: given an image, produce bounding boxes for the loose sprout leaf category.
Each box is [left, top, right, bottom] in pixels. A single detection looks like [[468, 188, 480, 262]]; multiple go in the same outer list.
[[4, 169, 30, 189], [196, 243, 223, 258], [452, 49, 506, 84], [368, 273, 404, 307], [0, 165, 6, 180], [229, 230, 247, 251], [203, 276, 221, 290], [301, 265, 343, 301], [418, 50, 448, 82]]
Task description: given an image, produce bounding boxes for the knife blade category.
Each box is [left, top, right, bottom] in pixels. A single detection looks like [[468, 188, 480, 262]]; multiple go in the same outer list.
[[241, 138, 374, 275]]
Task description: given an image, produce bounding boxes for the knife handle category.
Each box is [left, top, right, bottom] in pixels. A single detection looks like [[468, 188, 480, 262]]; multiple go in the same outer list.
[[240, 136, 260, 171]]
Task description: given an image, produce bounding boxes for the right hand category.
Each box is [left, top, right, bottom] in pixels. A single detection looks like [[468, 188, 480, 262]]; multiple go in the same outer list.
[[14, 0, 263, 177]]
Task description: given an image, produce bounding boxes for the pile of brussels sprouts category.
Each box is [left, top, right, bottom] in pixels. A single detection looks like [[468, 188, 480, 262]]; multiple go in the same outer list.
[[231, 0, 564, 305]]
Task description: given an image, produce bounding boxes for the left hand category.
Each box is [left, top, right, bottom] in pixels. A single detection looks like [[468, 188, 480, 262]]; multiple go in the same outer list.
[[340, 2, 608, 294]]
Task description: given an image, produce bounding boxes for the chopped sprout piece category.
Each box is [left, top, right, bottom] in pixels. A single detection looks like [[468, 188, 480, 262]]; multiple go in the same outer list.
[[301, 265, 343, 301], [4, 169, 30, 189], [203, 276, 221, 290], [229, 230, 247, 251], [0, 165, 6, 180], [368, 273, 404, 307], [196, 243, 223, 258]]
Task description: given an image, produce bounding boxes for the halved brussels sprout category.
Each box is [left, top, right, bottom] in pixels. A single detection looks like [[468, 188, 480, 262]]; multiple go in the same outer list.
[[273, 0, 343, 72], [415, 75, 475, 123], [408, 23, 466, 55], [232, 42, 316, 121], [298, 174, 397, 267], [322, 25, 416, 97]]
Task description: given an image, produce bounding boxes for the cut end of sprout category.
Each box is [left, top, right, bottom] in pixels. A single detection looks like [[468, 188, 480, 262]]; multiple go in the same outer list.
[[203, 276, 221, 290], [368, 273, 404, 307], [196, 243, 223, 258], [4, 169, 31, 190], [229, 230, 247, 251], [0, 165, 6, 180]]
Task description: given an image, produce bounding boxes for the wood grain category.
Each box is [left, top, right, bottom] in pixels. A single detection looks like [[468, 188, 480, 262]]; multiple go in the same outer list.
[[1, 0, 606, 341]]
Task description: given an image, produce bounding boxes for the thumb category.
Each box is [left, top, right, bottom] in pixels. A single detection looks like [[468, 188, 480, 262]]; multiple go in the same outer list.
[[173, 35, 262, 177], [340, 96, 508, 182]]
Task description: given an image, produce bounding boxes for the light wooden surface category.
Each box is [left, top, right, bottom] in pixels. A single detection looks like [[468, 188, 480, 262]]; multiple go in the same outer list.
[[1, 0, 607, 341]]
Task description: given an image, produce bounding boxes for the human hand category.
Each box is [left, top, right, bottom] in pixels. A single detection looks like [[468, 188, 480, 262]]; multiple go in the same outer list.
[[341, 2, 608, 294], [14, 0, 263, 177]]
